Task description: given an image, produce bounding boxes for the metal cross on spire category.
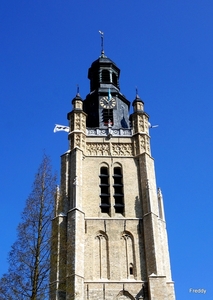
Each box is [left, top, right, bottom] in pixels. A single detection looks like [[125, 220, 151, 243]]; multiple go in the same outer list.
[[99, 30, 105, 57]]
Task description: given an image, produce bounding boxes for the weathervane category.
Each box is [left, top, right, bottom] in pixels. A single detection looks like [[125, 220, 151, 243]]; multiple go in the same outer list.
[[99, 30, 104, 56]]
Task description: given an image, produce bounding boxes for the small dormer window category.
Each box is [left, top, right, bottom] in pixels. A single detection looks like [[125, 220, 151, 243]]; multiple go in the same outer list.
[[102, 70, 110, 82]]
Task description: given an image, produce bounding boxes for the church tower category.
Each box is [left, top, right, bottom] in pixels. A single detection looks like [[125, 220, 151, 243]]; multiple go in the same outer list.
[[50, 49, 175, 299]]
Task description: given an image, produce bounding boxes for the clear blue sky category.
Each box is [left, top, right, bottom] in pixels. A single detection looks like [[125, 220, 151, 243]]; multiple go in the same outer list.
[[1, 1, 213, 298]]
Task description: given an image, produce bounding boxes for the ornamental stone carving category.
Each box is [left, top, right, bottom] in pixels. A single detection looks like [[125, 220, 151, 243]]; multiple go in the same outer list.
[[112, 143, 133, 156], [75, 134, 81, 147], [82, 136, 86, 150], [70, 113, 86, 132], [144, 117, 149, 133], [132, 135, 151, 155], [138, 115, 145, 132], [86, 143, 110, 156], [140, 136, 145, 152], [69, 132, 86, 150], [81, 117, 86, 131], [132, 114, 149, 135], [75, 115, 81, 130], [70, 118, 74, 131], [146, 136, 150, 153], [86, 143, 133, 156]]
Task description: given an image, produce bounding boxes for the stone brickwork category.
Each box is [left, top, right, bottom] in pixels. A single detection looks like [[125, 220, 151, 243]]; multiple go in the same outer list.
[[50, 130, 175, 299]]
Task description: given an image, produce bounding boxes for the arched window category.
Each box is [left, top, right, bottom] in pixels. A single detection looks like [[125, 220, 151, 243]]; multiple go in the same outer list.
[[113, 167, 124, 213], [121, 233, 136, 279], [94, 232, 109, 279], [99, 166, 110, 213], [102, 70, 110, 82]]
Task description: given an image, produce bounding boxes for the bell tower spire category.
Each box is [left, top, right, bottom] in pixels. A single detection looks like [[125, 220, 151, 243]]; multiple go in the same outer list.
[[50, 48, 176, 300]]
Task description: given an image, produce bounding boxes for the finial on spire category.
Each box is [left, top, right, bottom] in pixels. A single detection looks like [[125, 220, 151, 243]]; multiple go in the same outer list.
[[132, 86, 144, 112], [76, 84, 80, 96], [135, 86, 139, 98], [99, 30, 105, 57]]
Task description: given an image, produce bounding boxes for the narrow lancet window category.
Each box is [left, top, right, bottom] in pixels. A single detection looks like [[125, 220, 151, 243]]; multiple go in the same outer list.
[[129, 263, 134, 275], [94, 233, 109, 279], [121, 233, 135, 279]]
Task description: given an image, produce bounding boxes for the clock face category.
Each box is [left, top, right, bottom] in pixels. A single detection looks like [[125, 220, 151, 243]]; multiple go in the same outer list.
[[100, 96, 116, 109]]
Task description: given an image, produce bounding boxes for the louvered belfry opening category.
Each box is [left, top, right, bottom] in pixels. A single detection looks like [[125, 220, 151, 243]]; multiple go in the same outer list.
[[113, 167, 124, 213], [99, 167, 110, 213]]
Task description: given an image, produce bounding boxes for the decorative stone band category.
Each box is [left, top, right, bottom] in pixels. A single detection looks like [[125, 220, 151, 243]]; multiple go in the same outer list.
[[86, 142, 134, 156], [86, 128, 132, 136]]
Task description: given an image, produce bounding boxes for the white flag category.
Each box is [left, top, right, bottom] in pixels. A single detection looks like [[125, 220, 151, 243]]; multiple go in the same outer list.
[[53, 124, 69, 133]]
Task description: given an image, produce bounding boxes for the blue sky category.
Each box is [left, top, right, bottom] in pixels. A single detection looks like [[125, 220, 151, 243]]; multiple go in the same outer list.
[[1, 1, 213, 298]]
